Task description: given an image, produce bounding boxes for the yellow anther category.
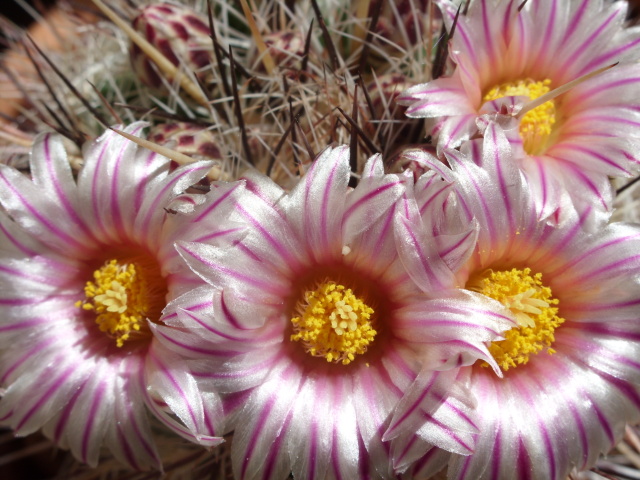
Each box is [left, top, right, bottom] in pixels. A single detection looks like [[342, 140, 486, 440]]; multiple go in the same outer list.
[[483, 78, 556, 155], [468, 268, 565, 371], [76, 259, 156, 347], [290, 280, 376, 365]]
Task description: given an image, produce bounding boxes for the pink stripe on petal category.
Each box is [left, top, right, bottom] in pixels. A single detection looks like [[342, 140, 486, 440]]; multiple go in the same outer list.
[[123, 372, 160, 463], [386, 373, 438, 435], [53, 382, 84, 443], [560, 144, 631, 174], [110, 125, 146, 226], [563, 163, 609, 210], [141, 164, 210, 233], [534, 0, 558, 68], [81, 380, 106, 463], [555, 231, 640, 275], [155, 328, 239, 357], [319, 160, 341, 250], [191, 357, 274, 380], [179, 309, 248, 341], [0, 264, 54, 284], [148, 350, 202, 431], [343, 180, 402, 223], [419, 183, 451, 217], [0, 336, 55, 384], [180, 243, 276, 292], [405, 317, 503, 337], [421, 413, 473, 453], [164, 299, 211, 322], [572, 113, 640, 129], [235, 204, 292, 260], [479, 0, 498, 71], [533, 156, 550, 214], [605, 373, 640, 411], [450, 158, 496, 239], [564, 9, 619, 73], [574, 76, 640, 103], [590, 399, 615, 445], [367, 204, 396, 256], [0, 318, 48, 334], [194, 182, 243, 222], [0, 219, 38, 256], [384, 345, 421, 385], [0, 297, 43, 306], [562, 0, 589, 42], [40, 136, 92, 240], [579, 324, 640, 341], [447, 11, 477, 71], [261, 413, 292, 480], [220, 290, 250, 331], [397, 215, 453, 292], [585, 254, 640, 278], [16, 364, 76, 430], [116, 423, 140, 469], [0, 172, 85, 249], [90, 141, 110, 235], [582, 37, 640, 74], [440, 229, 474, 260], [485, 126, 516, 232], [194, 226, 246, 244], [511, 375, 557, 479], [396, 434, 420, 466], [133, 150, 161, 212], [240, 372, 293, 478]]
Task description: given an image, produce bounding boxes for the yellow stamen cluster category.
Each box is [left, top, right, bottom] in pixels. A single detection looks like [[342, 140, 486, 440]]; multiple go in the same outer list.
[[469, 268, 565, 371], [290, 281, 376, 365], [76, 259, 150, 347], [483, 78, 556, 155]]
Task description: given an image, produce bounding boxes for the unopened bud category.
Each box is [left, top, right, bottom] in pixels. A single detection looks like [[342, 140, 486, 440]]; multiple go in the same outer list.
[[129, 3, 212, 89], [250, 31, 306, 73], [149, 122, 226, 180]]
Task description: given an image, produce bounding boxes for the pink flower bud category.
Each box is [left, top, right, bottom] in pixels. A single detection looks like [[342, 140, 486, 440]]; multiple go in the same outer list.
[[250, 31, 306, 73], [129, 3, 212, 89], [149, 122, 222, 161]]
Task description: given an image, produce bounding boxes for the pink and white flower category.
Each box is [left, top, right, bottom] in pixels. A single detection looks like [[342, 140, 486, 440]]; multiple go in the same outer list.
[[398, 0, 640, 221], [157, 146, 514, 479], [395, 123, 640, 479], [0, 124, 227, 469]]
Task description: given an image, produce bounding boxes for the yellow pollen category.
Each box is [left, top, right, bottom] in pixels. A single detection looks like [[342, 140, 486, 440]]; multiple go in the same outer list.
[[483, 78, 556, 155], [76, 259, 152, 347], [469, 268, 565, 371], [290, 280, 376, 365]]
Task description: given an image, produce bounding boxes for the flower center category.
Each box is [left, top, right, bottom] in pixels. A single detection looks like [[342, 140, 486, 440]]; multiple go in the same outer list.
[[483, 78, 556, 155], [76, 257, 166, 347], [468, 267, 565, 371], [290, 280, 377, 365]]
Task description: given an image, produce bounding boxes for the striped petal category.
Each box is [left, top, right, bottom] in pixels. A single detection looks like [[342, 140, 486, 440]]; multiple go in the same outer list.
[[0, 155, 91, 256], [384, 369, 477, 455], [146, 343, 222, 442], [280, 146, 351, 259], [231, 359, 303, 480], [342, 155, 404, 247]]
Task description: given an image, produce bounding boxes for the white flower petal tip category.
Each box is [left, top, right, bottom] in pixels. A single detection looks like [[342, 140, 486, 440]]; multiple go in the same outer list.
[[195, 434, 225, 448], [407, 0, 640, 222], [0, 125, 226, 469]]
